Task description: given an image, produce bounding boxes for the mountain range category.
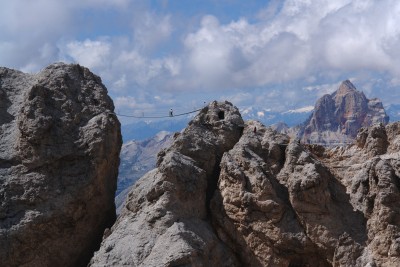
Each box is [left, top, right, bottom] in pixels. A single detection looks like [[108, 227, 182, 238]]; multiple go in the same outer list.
[[121, 84, 399, 144], [121, 105, 314, 142], [115, 131, 173, 212], [117, 80, 391, 209]]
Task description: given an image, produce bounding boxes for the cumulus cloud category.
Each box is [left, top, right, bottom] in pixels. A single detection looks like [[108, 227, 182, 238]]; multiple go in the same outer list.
[[0, 0, 130, 71], [1, 0, 400, 114], [63, 39, 111, 69], [177, 0, 400, 91], [132, 12, 173, 51]]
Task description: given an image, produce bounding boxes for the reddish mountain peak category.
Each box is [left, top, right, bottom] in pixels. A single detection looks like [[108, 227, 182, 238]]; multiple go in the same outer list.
[[300, 80, 389, 145], [336, 80, 357, 96]]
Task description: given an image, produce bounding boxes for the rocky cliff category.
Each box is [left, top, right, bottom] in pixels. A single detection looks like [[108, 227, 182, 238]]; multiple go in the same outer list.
[[299, 80, 389, 145], [93, 101, 400, 267], [0, 63, 122, 267], [213, 120, 400, 266]]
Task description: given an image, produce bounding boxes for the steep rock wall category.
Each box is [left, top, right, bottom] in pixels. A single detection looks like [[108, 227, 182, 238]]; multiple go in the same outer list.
[[90, 101, 244, 266], [212, 120, 400, 266]]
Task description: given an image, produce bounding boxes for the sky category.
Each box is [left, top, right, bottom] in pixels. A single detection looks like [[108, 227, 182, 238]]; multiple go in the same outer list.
[[1, 0, 400, 123]]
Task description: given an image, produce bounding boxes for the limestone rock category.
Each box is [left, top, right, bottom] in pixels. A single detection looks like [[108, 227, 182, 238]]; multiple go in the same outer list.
[[211, 121, 330, 267], [300, 80, 389, 145], [91, 99, 399, 266], [0, 63, 122, 267], [89, 101, 243, 267], [212, 120, 400, 266], [321, 122, 400, 266]]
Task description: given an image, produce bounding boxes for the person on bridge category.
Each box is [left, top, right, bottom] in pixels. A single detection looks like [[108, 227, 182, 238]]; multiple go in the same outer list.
[[169, 109, 173, 117]]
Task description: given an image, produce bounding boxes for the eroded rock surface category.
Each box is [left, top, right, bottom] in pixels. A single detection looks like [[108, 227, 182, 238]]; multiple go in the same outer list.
[[0, 63, 121, 267], [93, 100, 399, 266], [213, 120, 400, 266], [90, 101, 244, 267], [212, 121, 331, 267]]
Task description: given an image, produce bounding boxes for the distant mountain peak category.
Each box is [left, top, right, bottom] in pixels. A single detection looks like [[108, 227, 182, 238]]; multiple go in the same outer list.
[[333, 80, 362, 103], [299, 80, 389, 145], [336, 79, 357, 95]]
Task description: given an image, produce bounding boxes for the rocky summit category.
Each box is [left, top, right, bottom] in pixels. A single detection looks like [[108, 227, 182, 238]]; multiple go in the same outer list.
[[299, 80, 389, 145], [93, 101, 399, 267], [90, 101, 244, 266], [0, 63, 122, 267]]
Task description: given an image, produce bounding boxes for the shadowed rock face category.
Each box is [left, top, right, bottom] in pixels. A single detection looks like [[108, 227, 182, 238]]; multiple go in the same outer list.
[[0, 63, 122, 267], [92, 99, 400, 266], [300, 80, 389, 145]]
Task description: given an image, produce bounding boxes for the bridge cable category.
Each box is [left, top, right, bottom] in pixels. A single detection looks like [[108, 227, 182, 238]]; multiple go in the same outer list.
[[114, 108, 203, 119]]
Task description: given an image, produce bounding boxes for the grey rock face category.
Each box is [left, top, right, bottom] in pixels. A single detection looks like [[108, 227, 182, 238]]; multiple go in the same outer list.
[[321, 122, 400, 266], [92, 100, 399, 266], [212, 121, 400, 266], [0, 63, 122, 267], [300, 80, 389, 145], [89, 101, 243, 267]]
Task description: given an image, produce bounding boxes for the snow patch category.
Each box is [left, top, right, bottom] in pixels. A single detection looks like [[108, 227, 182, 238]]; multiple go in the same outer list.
[[155, 131, 171, 142], [284, 106, 314, 114]]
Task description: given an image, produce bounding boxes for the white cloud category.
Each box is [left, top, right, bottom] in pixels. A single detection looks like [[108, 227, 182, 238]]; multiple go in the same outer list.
[[0, 0, 131, 70], [64, 39, 111, 69], [2, 0, 400, 114], [284, 106, 314, 113], [114, 96, 155, 110], [132, 12, 173, 51], [113, 74, 127, 90], [303, 82, 341, 96]]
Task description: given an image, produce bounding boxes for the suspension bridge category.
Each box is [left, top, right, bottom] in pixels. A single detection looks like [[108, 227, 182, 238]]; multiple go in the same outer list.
[[114, 107, 204, 119]]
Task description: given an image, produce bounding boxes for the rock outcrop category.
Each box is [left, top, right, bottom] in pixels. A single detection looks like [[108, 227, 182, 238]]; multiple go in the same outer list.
[[0, 63, 122, 267], [90, 101, 244, 266], [299, 80, 389, 145], [212, 120, 400, 266], [93, 100, 400, 266]]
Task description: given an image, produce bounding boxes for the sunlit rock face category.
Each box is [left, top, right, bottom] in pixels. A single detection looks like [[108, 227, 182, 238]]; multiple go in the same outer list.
[[0, 63, 122, 267], [299, 80, 389, 145], [92, 101, 399, 267], [90, 101, 244, 267]]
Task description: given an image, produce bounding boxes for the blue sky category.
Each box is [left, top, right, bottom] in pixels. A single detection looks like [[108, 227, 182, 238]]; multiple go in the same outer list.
[[1, 0, 400, 123]]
